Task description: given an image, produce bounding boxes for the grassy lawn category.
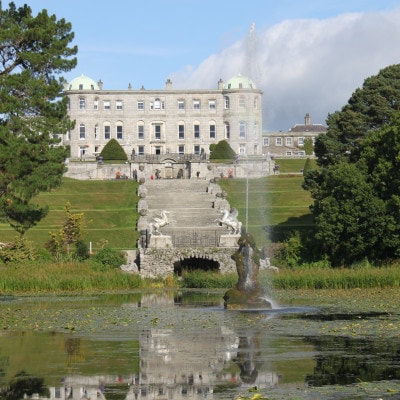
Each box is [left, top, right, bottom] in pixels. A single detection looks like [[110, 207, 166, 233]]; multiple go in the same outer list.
[[0, 178, 139, 250], [219, 175, 313, 245], [274, 158, 317, 173]]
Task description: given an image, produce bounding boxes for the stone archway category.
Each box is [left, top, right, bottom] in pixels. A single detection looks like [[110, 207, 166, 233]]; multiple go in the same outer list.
[[173, 257, 220, 276]]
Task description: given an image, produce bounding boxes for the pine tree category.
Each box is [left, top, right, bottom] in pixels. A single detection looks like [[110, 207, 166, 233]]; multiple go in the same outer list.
[[0, 2, 77, 234]]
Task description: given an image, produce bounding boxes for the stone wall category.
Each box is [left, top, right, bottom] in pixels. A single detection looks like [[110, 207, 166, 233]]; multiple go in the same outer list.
[[139, 247, 237, 278], [64, 158, 274, 180]]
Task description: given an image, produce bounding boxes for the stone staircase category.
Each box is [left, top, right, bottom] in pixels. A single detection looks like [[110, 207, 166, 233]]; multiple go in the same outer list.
[[145, 180, 227, 234]]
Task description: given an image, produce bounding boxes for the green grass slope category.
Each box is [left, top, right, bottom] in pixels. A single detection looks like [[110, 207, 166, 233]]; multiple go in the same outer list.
[[0, 178, 139, 250], [219, 175, 313, 245]]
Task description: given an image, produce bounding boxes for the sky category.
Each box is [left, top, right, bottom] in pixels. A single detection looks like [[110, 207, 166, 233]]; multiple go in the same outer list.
[[10, 0, 400, 129]]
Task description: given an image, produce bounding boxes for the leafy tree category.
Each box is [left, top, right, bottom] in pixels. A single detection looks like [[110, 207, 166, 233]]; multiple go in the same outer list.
[[0, 2, 77, 234], [303, 158, 312, 177], [303, 138, 314, 155], [209, 140, 236, 160], [315, 64, 400, 167], [100, 138, 128, 161]]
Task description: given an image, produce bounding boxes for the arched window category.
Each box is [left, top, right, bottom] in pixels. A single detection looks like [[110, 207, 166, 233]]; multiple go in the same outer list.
[[79, 97, 86, 110], [178, 121, 185, 139], [137, 121, 145, 139], [116, 121, 123, 139], [193, 121, 200, 139], [224, 122, 230, 139], [151, 98, 164, 110], [209, 121, 216, 139], [79, 123, 85, 139], [103, 122, 111, 140], [239, 121, 246, 138]]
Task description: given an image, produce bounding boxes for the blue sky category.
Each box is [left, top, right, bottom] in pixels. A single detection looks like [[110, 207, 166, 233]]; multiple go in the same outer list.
[[12, 0, 400, 89], [8, 0, 400, 128]]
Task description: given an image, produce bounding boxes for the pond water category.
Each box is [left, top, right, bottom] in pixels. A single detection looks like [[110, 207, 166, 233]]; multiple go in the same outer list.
[[0, 290, 400, 400]]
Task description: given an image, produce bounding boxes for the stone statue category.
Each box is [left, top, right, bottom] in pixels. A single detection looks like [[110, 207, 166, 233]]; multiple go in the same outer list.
[[259, 257, 279, 272], [216, 208, 242, 235], [148, 210, 170, 235]]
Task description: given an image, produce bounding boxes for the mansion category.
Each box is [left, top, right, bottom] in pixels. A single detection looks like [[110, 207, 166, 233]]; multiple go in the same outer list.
[[63, 74, 263, 159]]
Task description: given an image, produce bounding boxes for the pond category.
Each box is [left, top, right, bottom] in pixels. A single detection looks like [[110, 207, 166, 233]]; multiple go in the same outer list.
[[0, 290, 400, 400]]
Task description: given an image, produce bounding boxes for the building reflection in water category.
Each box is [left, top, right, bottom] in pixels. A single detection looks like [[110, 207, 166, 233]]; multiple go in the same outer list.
[[15, 326, 278, 400]]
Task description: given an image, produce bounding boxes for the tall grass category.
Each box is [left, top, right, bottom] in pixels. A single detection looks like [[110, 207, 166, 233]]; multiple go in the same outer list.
[[273, 267, 400, 289], [0, 261, 142, 294], [181, 270, 237, 288]]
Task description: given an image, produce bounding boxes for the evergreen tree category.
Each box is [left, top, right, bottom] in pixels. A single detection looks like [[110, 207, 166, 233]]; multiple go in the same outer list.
[[100, 139, 128, 161], [303, 138, 314, 155], [303, 158, 312, 177], [209, 140, 236, 160], [0, 2, 77, 234]]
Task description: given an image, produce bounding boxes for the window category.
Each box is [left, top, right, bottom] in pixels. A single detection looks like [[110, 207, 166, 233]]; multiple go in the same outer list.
[[239, 83, 243, 89], [90, 85, 94, 90], [155, 146, 161, 155], [104, 123, 110, 139], [286, 151, 292, 156], [239, 121, 246, 138], [209, 122, 216, 139], [276, 137, 283, 146], [79, 84, 83, 90], [298, 150, 305, 156], [178, 145, 184, 155], [178, 124, 185, 139], [254, 97, 258, 108], [193, 99, 200, 110], [94, 146, 99, 153], [94, 124, 99, 139], [93, 99, 98, 110], [138, 122, 144, 139], [116, 100, 123, 110], [79, 123, 85, 139], [263, 137, 270, 146], [224, 122, 230, 139], [298, 137, 304, 146], [103, 100, 110, 110], [286, 137, 293, 146], [178, 100, 185, 110], [194, 123, 200, 139], [194, 145, 200, 155], [254, 122, 259, 137], [224, 96, 230, 109], [137, 101, 144, 110], [138, 145, 145, 155], [154, 124, 161, 140], [116, 123, 123, 139], [239, 144, 246, 155], [239, 96, 246, 108], [79, 98, 85, 109], [151, 98, 164, 110], [208, 100, 216, 110]]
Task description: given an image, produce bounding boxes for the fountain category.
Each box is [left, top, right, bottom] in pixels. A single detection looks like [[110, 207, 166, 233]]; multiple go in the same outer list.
[[224, 232, 275, 309]]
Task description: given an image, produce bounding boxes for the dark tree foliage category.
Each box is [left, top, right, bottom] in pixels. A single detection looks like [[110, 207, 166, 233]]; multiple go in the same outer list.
[[303, 138, 314, 155], [302, 158, 312, 177], [209, 140, 236, 160], [315, 64, 400, 167], [0, 2, 77, 234], [303, 64, 400, 265], [100, 138, 128, 161]]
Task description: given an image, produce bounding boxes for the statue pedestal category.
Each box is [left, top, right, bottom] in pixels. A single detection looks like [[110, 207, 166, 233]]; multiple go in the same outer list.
[[149, 235, 173, 249], [219, 234, 240, 248]]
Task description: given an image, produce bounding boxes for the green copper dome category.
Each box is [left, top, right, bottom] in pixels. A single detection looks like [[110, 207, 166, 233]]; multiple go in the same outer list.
[[65, 74, 100, 91], [224, 74, 256, 90]]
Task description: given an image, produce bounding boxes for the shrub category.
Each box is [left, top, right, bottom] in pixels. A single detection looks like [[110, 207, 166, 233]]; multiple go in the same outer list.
[[303, 138, 314, 155], [274, 231, 303, 269], [303, 158, 312, 176], [209, 140, 236, 161], [100, 139, 127, 161], [74, 240, 89, 261], [0, 237, 36, 264], [93, 248, 125, 270]]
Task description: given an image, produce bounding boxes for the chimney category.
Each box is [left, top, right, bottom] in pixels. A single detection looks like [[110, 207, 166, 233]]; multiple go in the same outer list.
[[218, 78, 224, 89], [165, 78, 173, 90], [304, 113, 311, 126], [97, 79, 103, 90]]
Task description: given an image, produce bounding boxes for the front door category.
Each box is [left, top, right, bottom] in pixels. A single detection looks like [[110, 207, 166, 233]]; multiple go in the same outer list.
[[165, 167, 173, 179]]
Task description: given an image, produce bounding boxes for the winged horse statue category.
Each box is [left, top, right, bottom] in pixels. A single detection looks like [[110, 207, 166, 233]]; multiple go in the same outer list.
[[216, 208, 242, 234], [148, 210, 170, 235]]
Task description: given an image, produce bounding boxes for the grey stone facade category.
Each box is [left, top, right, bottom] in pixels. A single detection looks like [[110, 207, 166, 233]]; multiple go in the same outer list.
[[262, 113, 327, 157], [63, 74, 262, 159]]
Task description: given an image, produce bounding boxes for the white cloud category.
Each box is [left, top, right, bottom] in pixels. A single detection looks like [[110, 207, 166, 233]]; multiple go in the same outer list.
[[171, 10, 400, 130]]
